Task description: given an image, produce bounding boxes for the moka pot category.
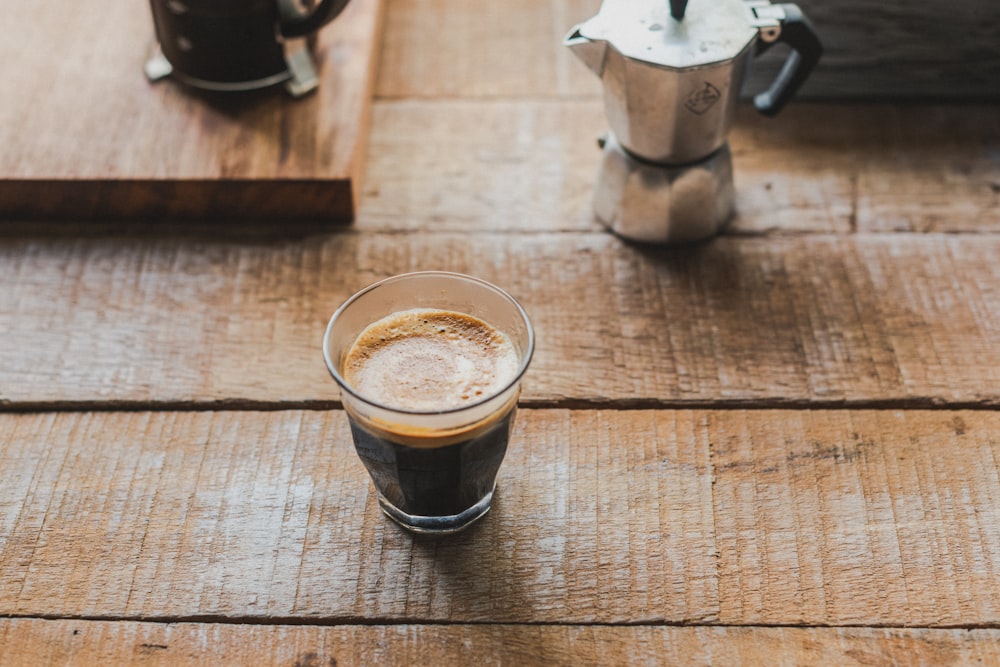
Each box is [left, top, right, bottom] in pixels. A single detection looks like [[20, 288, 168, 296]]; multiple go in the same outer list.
[[566, 0, 822, 242]]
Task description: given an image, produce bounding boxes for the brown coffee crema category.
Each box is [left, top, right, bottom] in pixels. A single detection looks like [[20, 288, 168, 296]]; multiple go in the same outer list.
[[341, 308, 520, 413]]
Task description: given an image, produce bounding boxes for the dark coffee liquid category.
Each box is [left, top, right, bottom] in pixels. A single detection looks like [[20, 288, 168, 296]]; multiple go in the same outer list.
[[341, 308, 521, 520], [349, 409, 515, 517]]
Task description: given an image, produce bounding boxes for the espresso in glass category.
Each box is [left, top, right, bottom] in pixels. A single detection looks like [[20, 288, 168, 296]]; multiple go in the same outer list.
[[324, 273, 533, 534]]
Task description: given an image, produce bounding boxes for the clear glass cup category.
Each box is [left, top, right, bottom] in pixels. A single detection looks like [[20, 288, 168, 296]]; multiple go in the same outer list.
[[323, 272, 534, 534]]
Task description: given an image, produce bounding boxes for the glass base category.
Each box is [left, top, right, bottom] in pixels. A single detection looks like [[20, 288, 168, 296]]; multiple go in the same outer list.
[[377, 486, 495, 535]]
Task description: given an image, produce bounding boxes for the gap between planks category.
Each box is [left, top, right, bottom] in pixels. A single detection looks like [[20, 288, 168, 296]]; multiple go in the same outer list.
[[3, 613, 1000, 631], [4, 400, 1000, 414]]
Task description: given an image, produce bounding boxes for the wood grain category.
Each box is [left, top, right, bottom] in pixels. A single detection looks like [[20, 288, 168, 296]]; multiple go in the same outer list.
[[2, 620, 1000, 667], [359, 100, 1000, 235], [378, 0, 1000, 100], [745, 0, 1000, 100], [1, 410, 998, 626], [0, 0, 384, 221], [2, 233, 1000, 408], [376, 0, 601, 100], [359, 99, 610, 233], [733, 104, 1000, 234], [3, 0, 998, 659], [3, 102, 996, 235]]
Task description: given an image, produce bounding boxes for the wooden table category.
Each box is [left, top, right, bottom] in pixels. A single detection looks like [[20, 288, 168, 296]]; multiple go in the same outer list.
[[3, 1, 1000, 664]]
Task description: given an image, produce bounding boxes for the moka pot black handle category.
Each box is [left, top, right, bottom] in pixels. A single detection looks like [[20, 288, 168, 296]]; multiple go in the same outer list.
[[752, 4, 822, 117], [279, 0, 351, 37]]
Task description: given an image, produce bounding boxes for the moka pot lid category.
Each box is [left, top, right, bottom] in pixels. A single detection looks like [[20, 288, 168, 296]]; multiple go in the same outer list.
[[575, 0, 760, 69]]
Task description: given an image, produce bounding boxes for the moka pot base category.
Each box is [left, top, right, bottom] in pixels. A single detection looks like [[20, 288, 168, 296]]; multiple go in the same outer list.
[[593, 133, 735, 245]]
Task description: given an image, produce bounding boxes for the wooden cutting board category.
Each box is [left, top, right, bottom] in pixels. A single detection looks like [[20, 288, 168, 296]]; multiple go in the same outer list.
[[0, 0, 383, 222]]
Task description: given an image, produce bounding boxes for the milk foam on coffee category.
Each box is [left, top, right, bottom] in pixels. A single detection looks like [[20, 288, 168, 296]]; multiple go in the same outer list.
[[342, 308, 520, 412]]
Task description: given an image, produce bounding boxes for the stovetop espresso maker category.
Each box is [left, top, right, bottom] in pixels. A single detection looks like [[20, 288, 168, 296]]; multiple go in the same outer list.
[[566, 0, 821, 243]]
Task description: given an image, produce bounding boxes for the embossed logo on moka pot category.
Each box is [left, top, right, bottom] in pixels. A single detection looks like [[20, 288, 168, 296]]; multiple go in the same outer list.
[[685, 82, 722, 116]]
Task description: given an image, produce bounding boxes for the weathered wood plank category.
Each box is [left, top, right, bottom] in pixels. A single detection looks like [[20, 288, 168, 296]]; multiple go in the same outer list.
[[359, 100, 853, 235], [360, 101, 999, 235], [2, 234, 1000, 407], [378, 0, 1000, 100], [1, 410, 998, 626], [745, 0, 1000, 100], [360, 100, 612, 233], [0, 0, 384, 221], [734, 104, 1000, 234], [2, 102, 995, 236], [376, 0, 601, 100], [712, 410, 1000, 625], [3, 619, 1000, 667]]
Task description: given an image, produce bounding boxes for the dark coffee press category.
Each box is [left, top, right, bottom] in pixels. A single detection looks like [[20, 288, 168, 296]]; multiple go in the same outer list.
[[146, 0, 351, 97]]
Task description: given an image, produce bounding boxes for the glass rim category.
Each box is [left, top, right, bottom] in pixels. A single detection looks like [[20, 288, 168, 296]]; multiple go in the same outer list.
[[323, 271, 535, 416]]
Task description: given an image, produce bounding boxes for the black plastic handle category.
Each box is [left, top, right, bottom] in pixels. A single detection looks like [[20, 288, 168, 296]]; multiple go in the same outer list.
[[279, 0, 351, 37], [753, 4, 822, 117]]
